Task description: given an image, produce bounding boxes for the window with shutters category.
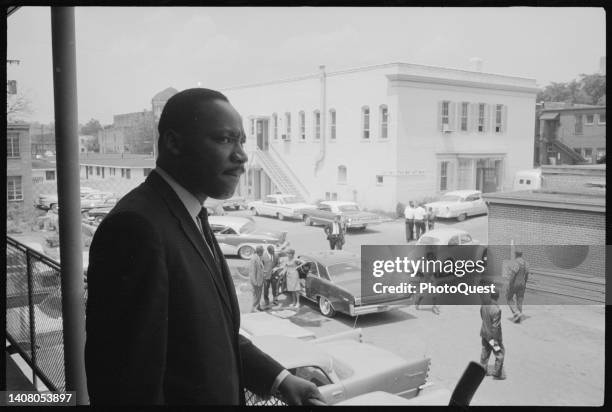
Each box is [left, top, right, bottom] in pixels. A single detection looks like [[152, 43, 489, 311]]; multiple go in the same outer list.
[[441, 101, 450, 126], [585, 114, 594, 125], [272, 113, 278, 139], [299, 111, 306, 140], [478, 103, 486, 132], [362, 106, 370, 139], [440, 161, 449, 191], [7, 176, 23, 201], [329, 109, 336, 139], [379, 105, 388, 138], [314, 110, 321, 140], [7, 133, 20, 158], [495, 104, 503, 133], [460, 102, 469, 131]]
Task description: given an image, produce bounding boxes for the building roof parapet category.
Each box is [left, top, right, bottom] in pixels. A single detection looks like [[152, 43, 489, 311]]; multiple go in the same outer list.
[[540, 105, 606, 113], [221, 61, 538, 92], [483, 190, 605, 213], [541, 164, 606, 177]]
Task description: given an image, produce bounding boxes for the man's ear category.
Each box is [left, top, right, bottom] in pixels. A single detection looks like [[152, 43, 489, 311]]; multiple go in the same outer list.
[[162, 129, 183, 156]]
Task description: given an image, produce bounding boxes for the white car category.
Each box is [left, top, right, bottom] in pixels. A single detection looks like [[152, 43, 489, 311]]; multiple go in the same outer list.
[[248, 329, 430, 405], [425, 190, 488, 221], [208, 215, 289, 259], [416, 228, 482, 246], [247, 194, 317, 221]]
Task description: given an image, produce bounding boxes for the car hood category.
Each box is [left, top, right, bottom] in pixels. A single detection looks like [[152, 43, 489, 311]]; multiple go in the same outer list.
[[341, 211, 381, 219], [287, 203, 317, 210]]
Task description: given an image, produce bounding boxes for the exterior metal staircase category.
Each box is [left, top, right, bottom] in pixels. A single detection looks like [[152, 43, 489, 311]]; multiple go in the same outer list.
[[253, 148, 310, 202], [550, 138, 587, 164]]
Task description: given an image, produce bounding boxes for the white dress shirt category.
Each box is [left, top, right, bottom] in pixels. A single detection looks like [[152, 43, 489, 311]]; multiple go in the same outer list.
[[154, 167, 290, 394], [404, 206, 415, 219]]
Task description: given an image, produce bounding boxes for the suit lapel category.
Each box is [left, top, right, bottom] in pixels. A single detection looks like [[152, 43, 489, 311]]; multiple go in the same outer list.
[[146, 171, 234, 316]]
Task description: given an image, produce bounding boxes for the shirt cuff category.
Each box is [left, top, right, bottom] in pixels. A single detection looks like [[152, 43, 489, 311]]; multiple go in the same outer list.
[[270, 369, 291, 395]]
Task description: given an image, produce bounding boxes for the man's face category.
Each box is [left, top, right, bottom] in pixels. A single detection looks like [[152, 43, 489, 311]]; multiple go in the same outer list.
[[178, 99, 247, 200]]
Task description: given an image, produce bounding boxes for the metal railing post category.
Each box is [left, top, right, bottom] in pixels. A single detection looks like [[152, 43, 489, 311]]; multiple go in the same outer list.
[[50, 7, 88, 404], [26, 251, 38, 389]]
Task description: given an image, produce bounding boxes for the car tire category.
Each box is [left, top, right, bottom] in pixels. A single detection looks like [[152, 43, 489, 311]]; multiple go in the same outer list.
[[277, 213, 285, 221], [304, 216, 313, 226], [358, 225, 367, 231], [234, 205, 240, 210], [238, 245, 255, 260], [251, 207, 259, 216], [457, 213, 467, 222], [318, 296, 336, 318]]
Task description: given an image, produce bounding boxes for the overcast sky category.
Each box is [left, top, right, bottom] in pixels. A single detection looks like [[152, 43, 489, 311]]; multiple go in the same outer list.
[[7, 7, 606, 125]]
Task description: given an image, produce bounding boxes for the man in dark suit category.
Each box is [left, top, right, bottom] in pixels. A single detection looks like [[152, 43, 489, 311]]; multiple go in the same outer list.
[[85, 88, 325, 405], [479, 280, 505, 380], [323, 215, 346, 250]]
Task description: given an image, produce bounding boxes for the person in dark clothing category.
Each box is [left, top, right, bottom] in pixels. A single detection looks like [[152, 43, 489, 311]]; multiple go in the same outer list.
[[506, 250, 530, 323], [479, 280, 505, 380], [324, 215, 346, 250], [85, 88, 324, 405], [404, 201, 415, 242]]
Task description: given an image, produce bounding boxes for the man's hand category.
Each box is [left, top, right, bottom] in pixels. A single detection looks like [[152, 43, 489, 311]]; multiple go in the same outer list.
[[277, 374, 326, 405]]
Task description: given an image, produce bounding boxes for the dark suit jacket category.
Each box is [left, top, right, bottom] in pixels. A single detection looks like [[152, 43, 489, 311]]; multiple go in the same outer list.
[[85, 171, 284, 405], [480, 304, 502, 342], [324, 221, 346, 242]]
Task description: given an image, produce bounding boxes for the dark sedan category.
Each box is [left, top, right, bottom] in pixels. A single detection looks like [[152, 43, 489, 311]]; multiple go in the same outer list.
[[296, 251, 412, 318]]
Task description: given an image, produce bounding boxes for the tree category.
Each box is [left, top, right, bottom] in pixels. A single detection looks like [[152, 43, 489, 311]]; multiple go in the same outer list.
[[81, 118, 103, 136], [537, 73, 606, 106]]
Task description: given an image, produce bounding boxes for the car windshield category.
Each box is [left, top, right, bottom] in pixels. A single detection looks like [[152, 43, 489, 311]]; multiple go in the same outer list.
[[419, 236, 442, 245], [326, 262, 360, 281], [239, 221, 256, 234], [280, 196, 300, 204], [338, 204, 359, 212], [440, 195, 462, 202]]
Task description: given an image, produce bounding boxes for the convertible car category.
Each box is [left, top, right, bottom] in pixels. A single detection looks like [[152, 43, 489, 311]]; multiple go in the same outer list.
[[209, 216, 289, 259], [295, 250, 412, 317], [248, 329, 430, 405]]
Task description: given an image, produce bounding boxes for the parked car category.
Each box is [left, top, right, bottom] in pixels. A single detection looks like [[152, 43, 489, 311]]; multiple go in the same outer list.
[[84, 206, 113, 225], [425, 190, 488, 221], [301, 201, 382, 230], [80, 191, 115, 210], [248, 329, 430, 405], [240, 312, 316, 341], [35, 193, 59, 210], [208, 215, 289, 259], [294, 250, 412, 317], [416, 228, 482, 247], [247, 194, 317, 221]]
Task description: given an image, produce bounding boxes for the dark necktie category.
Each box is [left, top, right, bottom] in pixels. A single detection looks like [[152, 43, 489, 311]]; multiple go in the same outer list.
[[197, 207, 220, 266]]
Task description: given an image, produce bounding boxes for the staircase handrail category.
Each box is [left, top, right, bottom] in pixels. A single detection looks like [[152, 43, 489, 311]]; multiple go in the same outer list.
[[265, 145, 311, 200]]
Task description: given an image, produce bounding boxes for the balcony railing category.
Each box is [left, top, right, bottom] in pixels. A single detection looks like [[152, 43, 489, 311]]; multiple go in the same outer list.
[[6, 236, 66, 392], [5, 236, 286, 404]]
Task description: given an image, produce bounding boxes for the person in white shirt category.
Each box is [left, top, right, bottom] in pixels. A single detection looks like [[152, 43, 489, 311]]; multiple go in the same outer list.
[[404, 201, 415, 242], [324, 215, 346, 250], [413, 203, 427, 240]]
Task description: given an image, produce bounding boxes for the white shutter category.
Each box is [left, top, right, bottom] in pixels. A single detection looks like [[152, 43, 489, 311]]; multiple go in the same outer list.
[[437, 101, 443, 132], [449, 102, 457, 131], [502, 105, 508, 133]]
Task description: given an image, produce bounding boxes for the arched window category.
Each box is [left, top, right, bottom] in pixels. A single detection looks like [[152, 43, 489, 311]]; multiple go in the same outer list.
[[337, 165, 347, 183], [313, 110, 321, 139], [379, 104, 388, 138], [272, 113, 278, 139], [329, 109, 336, 139], [361, 106, 370, 139], [299, 111, 306, 140]]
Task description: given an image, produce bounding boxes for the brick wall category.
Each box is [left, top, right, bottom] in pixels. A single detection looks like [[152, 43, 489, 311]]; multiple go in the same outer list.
[[542, 165, 606, 195], [488, 203, 605, 278]]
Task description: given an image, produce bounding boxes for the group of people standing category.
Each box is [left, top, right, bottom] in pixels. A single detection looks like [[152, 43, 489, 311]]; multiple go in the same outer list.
[[248, 246, 305, 312], [404, 201, 436, 242]]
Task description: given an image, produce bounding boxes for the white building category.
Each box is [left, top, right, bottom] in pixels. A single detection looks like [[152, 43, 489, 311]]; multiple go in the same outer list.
[[222, 62, 538, 212]]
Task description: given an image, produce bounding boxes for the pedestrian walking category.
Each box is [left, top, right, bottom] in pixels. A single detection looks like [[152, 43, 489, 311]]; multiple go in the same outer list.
[[427, 207, 436, 231], [414, 251, 440, 314], [506, 250, 530, 323], [262, 245, 280, 307], [249, 246, 265, 312], [413, 203, 427, 240], [404, 201, 415, 242], [324, 215, 346, 250], [479, 280, 505, 380]]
